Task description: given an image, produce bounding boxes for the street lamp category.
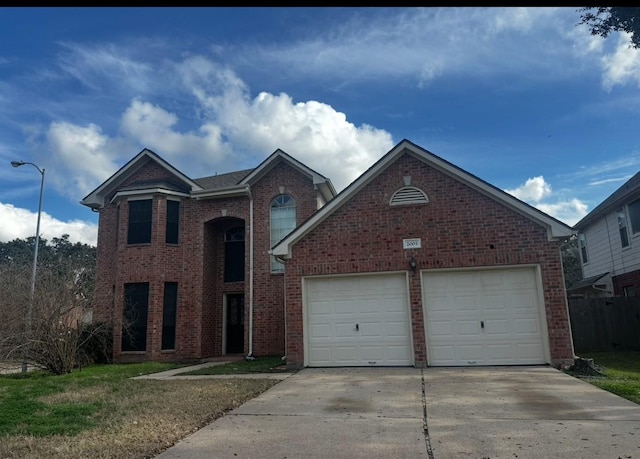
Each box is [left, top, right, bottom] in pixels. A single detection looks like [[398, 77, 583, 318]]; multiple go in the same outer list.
[[11, 160, 45, 374]]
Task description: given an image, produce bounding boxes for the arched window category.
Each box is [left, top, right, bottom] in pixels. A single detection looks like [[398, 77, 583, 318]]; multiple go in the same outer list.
[[270, 195, 296, 273]]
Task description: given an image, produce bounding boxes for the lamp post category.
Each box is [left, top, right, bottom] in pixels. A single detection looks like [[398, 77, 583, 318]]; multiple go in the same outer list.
[[11, 160, 45, 374]]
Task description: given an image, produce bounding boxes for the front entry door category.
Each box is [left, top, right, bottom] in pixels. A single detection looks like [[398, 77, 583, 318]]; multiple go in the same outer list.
[[226, 294, 245, 354]]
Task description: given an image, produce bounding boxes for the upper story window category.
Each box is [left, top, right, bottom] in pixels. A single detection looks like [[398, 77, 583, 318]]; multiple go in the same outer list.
[[578, 232, 588, 264], [166, 200, 180, 244], [128, 199, 152, 245], [617, 208, 630, 248], [628, 198, 640, 235], [224, 226, 245, 283], [271, 195, 296, 273]]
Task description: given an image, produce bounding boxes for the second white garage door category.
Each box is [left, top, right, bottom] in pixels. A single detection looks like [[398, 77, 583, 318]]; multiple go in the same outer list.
[[305, 273, 412, 367], [423, 266, 548, 366]]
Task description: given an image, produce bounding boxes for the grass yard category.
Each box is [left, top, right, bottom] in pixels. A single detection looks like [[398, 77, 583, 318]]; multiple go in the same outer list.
[[0, 362, 279, 459], [570, 351, 640, 405], [181, 355, 292, 375]]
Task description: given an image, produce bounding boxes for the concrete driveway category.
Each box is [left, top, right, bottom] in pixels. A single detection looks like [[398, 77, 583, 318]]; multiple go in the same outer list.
[[156, 366, 640, 459]]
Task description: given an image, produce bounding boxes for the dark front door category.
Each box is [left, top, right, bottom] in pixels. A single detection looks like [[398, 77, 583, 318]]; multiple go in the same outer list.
[[226, 294, 245, 354]]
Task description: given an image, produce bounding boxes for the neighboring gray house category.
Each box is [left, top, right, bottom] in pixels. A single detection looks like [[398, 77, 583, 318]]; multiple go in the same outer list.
[[573, 171, 640, 297]]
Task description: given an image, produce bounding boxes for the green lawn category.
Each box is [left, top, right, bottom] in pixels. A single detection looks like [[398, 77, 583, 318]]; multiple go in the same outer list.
[[0, 362, 180, 437], [180, 356, 293, 375], [573, 351, 640, 405], [0, 362, 278, 458]]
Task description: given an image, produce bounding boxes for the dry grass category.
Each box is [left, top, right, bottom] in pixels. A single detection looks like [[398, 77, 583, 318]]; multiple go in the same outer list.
[[0, 377, 278, 459]]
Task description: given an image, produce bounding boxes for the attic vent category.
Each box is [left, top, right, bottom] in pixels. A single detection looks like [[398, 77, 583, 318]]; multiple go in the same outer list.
[[390, 186, 429, 206]]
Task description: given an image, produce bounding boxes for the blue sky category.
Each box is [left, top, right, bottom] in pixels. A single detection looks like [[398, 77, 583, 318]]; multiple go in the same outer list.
[[1, 7, 640, 246]]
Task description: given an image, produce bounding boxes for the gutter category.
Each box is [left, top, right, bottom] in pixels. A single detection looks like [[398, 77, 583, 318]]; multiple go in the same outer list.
[[247, 186, 255, 360]]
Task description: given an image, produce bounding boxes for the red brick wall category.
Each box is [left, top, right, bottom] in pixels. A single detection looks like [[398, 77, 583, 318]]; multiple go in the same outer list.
[[613, 269, 640, 296], [92, 155, 321, 362], [283, 150, 575, 368]]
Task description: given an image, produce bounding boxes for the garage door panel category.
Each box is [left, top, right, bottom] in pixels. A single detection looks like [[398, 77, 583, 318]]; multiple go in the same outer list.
[[514, 318, 539, 334], [306, 274, 412, 367], [424, 267, 546, 366]]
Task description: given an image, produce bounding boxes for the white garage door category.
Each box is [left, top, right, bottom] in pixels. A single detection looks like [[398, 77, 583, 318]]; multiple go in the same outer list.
[[423, 267, 547, 366], [305, 274, 412, 366]]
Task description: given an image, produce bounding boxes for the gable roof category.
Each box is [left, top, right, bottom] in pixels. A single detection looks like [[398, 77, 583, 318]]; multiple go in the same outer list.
[[239, 149, 336, 202], [272, 139, 574, 258], [80, 149, 203, 209], [573, 171, 640, 230], [81, 147, 337, 209]]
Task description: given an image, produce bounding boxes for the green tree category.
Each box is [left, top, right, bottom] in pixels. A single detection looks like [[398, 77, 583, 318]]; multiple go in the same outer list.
[[561, 235, 583, 290], [578, 7, 640, 49]]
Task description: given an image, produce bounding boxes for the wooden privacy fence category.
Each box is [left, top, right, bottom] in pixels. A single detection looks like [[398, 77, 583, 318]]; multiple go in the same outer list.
[[568, 297, 640, 353]]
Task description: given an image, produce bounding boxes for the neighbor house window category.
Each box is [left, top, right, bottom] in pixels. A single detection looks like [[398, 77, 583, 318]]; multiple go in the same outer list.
[[128, 199, 152, 244], [624, 285, 636, 297], [162, 282, 178, 350], [270, 195, 296, 273], [629, 198, 640, 235], [166, 200, 180, 244], [618, 208, 630, 248], [122, 282, 149, 352], [578, 233, 588, 264]]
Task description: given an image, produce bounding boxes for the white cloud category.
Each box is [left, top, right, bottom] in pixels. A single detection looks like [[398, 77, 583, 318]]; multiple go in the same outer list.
[[536, 199, 589, 226], [246, 7, 577, 86], [120, 98, 230, 168], [601, 32, 640, 89], [57, 41, 155, 93], [176, 57, 394, 189], [0, 202, 97, 245], [45, 121, 123, 200], [505, 176, 588, 226], [505, 176, 552, 202]]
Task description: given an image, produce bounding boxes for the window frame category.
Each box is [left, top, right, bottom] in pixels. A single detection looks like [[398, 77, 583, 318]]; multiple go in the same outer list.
[[270, 194, 296, 273], [161, 282, 178, 351], [224, 226, 245, 283], [166, 199, 180, 245], [122, 282, 149, 352], [578, 232, 588, 264], [617, 208, 630, 248], [127, 199, 153, 245], [628, 198, 640, 236]]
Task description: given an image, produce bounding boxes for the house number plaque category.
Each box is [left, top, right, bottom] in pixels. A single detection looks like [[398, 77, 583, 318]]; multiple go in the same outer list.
[[403, 238, 421, 249]]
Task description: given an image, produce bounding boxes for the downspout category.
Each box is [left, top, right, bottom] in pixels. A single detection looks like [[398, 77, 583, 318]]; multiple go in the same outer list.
[[247, 186, 254, 359]]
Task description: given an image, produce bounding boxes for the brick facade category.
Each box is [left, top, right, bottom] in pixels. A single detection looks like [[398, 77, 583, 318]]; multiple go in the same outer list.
[[89, 144, 575, 369], [92, 155, 321, 362], [281, 151, 575, 369], [613, 269, 640, 297]]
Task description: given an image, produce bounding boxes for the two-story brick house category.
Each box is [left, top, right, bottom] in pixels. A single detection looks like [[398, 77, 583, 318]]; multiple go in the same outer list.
[[83, 139, 576, 368], [573, 171, 640, 297], [81, 148, 335, 362]]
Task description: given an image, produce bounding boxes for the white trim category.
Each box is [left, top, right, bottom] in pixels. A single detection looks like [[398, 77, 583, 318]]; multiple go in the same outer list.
[[110, 189, 190, 204], [192, 186, 250, 200], [272, 140, 573, 258]]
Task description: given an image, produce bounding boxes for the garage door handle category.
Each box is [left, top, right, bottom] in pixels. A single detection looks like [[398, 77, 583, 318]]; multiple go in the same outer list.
[[481, 321, 484, 329], [355, 323, 359, 331]]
